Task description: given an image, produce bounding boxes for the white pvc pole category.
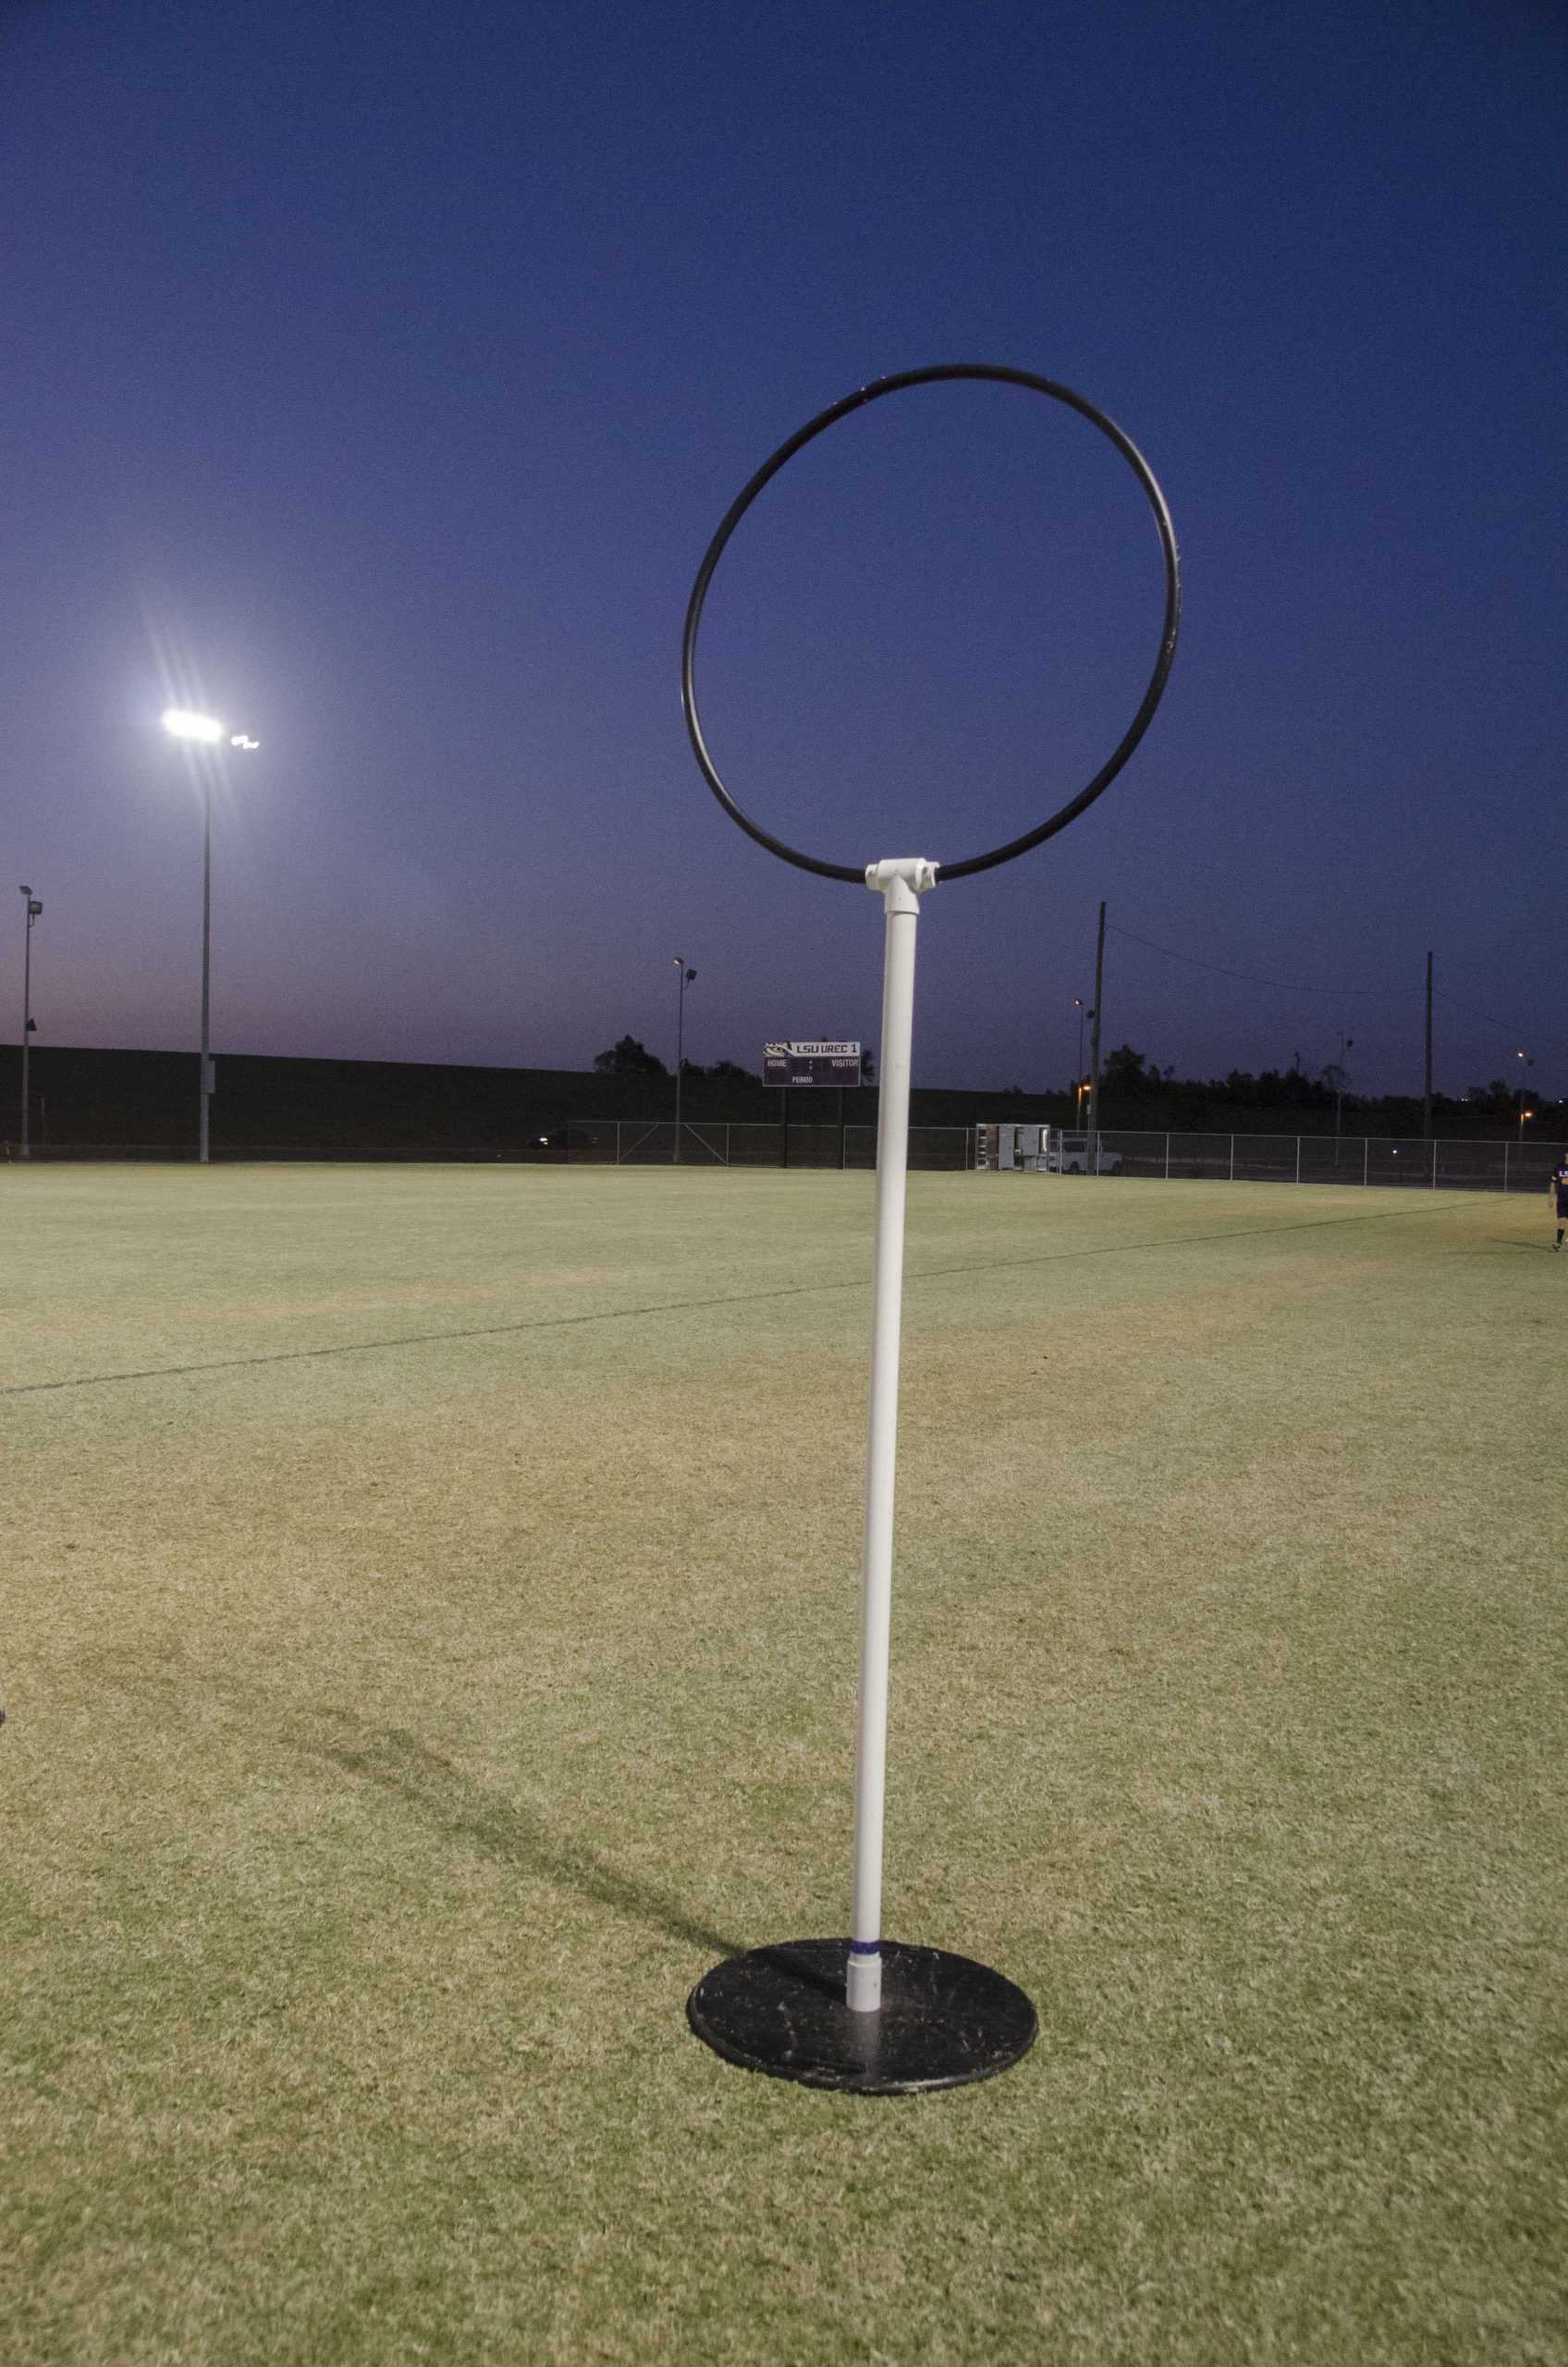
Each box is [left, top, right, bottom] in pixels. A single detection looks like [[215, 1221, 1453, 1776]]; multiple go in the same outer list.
[[847, 857, 936, 2013]]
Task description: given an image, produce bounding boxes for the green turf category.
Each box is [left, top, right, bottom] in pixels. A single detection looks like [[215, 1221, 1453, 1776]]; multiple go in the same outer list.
[[3, 1165, 1563, 2365]]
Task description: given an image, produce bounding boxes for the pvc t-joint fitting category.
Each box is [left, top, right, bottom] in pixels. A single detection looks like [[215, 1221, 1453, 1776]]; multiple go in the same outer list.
[[864, 857, 938, 900]]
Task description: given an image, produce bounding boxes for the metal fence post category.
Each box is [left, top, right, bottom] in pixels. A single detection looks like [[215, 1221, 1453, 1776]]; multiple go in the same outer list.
[[1363, 1138, 1368, 1186], [1165, 1132, 1171, 1180], [1229, 1135, 1235, 1183], [1503, 1139, 1510, 1193], [1431, 1139, 1437, 1189], [1295, 1135, 1302, 1184]]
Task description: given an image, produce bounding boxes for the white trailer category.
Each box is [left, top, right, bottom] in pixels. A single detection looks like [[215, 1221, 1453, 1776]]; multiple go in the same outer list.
[[974, 1123, 1121, 1174]]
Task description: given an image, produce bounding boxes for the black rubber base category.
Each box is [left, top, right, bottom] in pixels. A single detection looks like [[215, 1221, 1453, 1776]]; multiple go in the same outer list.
[[686, 1939, 1036, 2094]]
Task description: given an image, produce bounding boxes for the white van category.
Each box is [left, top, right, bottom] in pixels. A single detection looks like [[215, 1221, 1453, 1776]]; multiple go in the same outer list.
[[1044, 1130, 1121, 1174]]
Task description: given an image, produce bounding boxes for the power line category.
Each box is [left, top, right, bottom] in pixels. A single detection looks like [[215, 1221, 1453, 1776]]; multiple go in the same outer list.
[[1431, 987, 1561, 1055], [1108, 924, 1566, 1069], [1106, 924, 1399, 1001]]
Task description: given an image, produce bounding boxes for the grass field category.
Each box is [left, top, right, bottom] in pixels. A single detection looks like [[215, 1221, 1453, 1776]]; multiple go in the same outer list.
[[3, 1164, 1564, 2366]]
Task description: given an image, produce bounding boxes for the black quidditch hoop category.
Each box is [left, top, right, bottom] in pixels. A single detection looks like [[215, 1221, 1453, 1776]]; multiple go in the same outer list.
[[681, 363, 1181, 883]]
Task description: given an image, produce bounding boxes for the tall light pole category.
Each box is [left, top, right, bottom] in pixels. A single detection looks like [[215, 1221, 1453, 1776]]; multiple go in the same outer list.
[[1423, 950, 1433, 1141], [162, 710, 259, 1163], [672, 957, 696, 1163], [1334, 1028, 1354, 1140], [18, 885, 42, 1159], [1085, 902, 1105, 1138]]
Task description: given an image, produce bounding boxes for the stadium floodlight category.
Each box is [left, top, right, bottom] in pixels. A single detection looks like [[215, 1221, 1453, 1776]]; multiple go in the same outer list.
[[161, 711, 260, 1160], [680, 363, 1180, 2093], [162, 707, 227, 743]]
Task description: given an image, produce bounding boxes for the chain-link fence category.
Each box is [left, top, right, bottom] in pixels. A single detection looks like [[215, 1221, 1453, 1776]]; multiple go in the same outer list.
[[552, 1121, 973, 1169], [1084, 1130, 1558, 1193], [0, 1123, 974, 1167], [4, 1124, 1558, 1189]]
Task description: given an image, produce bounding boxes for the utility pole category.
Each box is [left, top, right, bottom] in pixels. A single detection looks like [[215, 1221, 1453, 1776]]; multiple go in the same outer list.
[[1423, 950, 1433, 1140], [1085, 901, 1106, 1139]]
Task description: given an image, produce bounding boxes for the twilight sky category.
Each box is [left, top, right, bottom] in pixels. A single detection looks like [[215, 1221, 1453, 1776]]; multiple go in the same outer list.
[[4, 0, 1564, 1100]]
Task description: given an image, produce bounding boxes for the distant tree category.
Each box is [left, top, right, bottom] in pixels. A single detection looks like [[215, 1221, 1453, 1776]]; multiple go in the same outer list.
[[1267, 1059, 1330, 1110], [593, 1035, 669, 1076], [704, 1060, 756, 1085], [1101, 1044, 1164, 1099]]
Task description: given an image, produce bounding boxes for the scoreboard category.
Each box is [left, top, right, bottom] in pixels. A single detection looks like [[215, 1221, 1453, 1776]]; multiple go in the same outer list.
[[763, 1040, 863, 1088]]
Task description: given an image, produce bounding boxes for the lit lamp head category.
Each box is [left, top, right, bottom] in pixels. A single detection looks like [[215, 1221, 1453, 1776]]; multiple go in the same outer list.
[[162, 707, 227, 744], [162, 710, 260, 754]]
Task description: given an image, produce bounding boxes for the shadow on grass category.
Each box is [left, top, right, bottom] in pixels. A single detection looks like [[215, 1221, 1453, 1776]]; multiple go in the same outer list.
[[5, 1192, 1495, 1403], [312, 1708, 745, 1960]]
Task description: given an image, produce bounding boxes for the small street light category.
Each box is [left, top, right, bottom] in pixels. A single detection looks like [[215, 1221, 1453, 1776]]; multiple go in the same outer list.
[[1513, 1051, 1535, 1147], [162, 707, 260, 1163], [672, 957, 697, 1163], [18, 886, 42, 1159], [1073, 999, 1094, 1090]]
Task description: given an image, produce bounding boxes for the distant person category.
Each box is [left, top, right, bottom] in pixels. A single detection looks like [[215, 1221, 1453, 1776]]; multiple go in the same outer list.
[[1552, 1151, 1568, 1252]]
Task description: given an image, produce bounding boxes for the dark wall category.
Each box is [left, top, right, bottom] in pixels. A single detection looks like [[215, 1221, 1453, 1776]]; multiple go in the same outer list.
[[2, 1045, 1553, 1156], [0, 1044, 1070, 1155]]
